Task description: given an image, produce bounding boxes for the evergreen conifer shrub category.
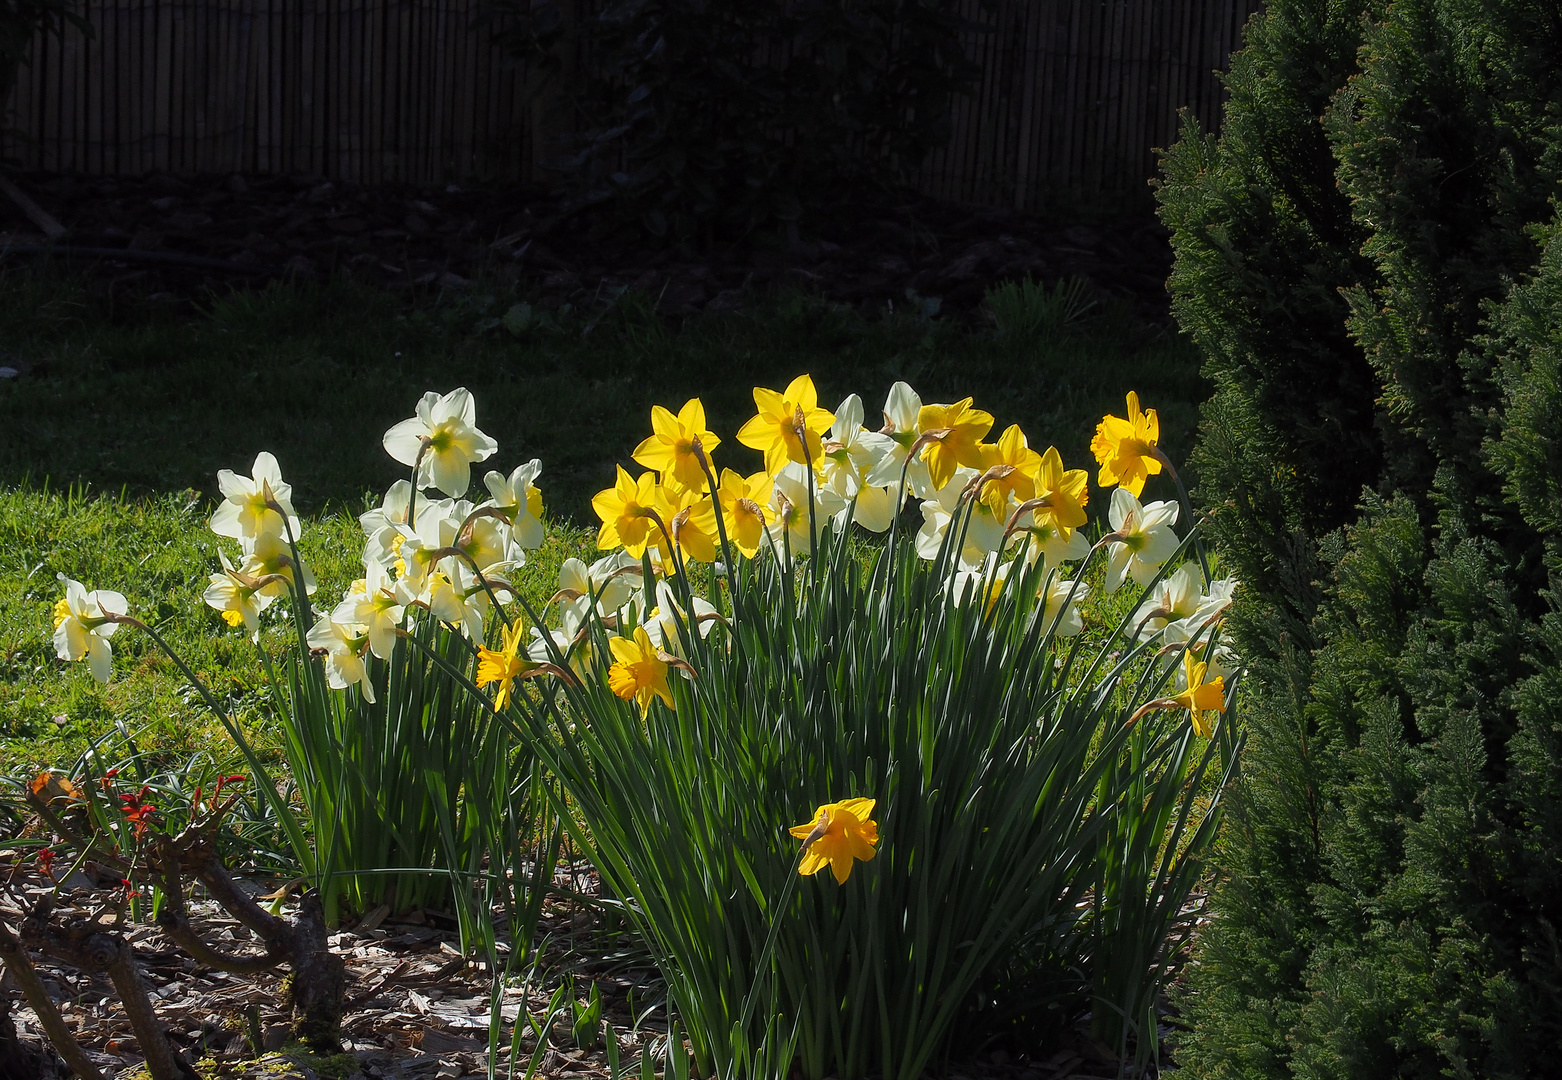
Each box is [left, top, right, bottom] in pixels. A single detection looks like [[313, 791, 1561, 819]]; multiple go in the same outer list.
[[1158, 1, 1562, 1075]]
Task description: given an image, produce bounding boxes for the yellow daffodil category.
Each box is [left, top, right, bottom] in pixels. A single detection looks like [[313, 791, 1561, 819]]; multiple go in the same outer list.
[[52, 575, 128, 684], [736, 374, 836, 474], [1091, 391, 1162, 496], [653, 485, 720, 567], [715, 468, 777, 559], [976, 424, 1041, 513], [607, 626, 675, 715], [916, 398, 994, 491], [476, 618, 538, 712], [593, 466, 665, 557], [789, 797, 879, 884], [382, 388, 499, 498], [633, 398, 722, 493], [1027, 446, 1089, 542], [1171, 651, 1226, 738]]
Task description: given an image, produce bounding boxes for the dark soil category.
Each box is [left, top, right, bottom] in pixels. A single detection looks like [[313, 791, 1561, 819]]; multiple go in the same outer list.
[[0, 171, 1174, 321]]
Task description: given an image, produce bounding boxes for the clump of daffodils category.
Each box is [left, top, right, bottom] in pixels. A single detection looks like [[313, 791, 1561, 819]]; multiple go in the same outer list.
[[50, 381, 1237, 868]]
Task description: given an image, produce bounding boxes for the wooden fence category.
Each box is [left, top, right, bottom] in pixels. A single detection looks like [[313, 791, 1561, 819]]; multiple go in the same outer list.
[[1, 0, 1262, 206]]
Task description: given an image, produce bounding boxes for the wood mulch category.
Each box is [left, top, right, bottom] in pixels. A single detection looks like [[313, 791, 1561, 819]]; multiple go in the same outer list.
[[3, 861, 1143, 1080], [0, 171, 1174, 323]]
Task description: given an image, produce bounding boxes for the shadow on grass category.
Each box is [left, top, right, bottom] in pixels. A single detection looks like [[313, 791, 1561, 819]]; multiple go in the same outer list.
[[0, 264, 1205, 523]]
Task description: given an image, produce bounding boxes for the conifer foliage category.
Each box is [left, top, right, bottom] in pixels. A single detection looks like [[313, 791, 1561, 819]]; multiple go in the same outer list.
[[1158, 2, 1562, 1075]]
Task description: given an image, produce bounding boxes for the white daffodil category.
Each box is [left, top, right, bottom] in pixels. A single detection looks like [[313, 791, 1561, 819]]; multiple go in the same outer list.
[[484, 459, 546, 551], [1163, 577, 1240, 653], [211, 451, 302, 544], [556, 552, 640, 633], [203, 553, 276, 640], [452, 504, 517, 577], [1104, 487, 1180, 593], [331, 560, 410, 660], [423, 560, 490, 640], [241, 532, 317, 599], [770, 464, 847, 562], [1038, 573, 1090, 639], [306, 615, 376, 702], [949, 554, 1013, 615], [383, 388, 499, 498], [52, 575, 128, 683], [818, 394, 899, 532], [642, 580, 719, 660], [1019, 514, 1092, 570], [865, 381, 935, 500], [915, 467, 1009, 570], [1132, 562, 1204, 639], [360, 480, 412, 568]]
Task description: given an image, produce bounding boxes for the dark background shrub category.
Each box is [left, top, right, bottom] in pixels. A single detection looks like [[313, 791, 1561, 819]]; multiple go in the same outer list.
[[1158, 1, 1562, 1075]]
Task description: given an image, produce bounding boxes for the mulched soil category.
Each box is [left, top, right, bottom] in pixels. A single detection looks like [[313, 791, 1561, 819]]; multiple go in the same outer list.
[[0, 171, 1174, 321], [4, 865, 1145, 1080]]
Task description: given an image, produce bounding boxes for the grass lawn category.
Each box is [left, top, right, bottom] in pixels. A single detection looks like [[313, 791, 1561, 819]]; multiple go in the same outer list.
[[0, 264, 1207, 770]]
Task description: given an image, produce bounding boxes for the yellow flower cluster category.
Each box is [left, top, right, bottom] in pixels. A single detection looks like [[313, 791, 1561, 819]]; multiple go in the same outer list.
[[591, 375, 1100, 577]]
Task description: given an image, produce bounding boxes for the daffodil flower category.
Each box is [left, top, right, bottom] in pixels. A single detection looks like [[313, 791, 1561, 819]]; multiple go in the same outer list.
[[633, 398, 722, 493], [331, 560, 409, 660], [642, 580, 719, 660], [211, 451, 302, 543], [1131, 562, 1204, 639], [52, 575, 127, 683], [427, 560, 491, 640], [606, 625, 675, 716], [242, 532, 317, 598], [770, 465, 847, 560], [916, 398, 994, 491], [360, 479, 413, 566], [1038, 573, 1090, 638], [819, 394, 899, 532], [976, 424, 1042, 513], [1171, 651, 1226, 738], [950, 555, 1013, 615], [1169, 636, 1239, 698], [382, 387, 499, 497], [789, 798, 879, 884], [915, 467, 1008, 569], [1091, 390, 1163, 496], [1025, 446, 1089, 542], [476, 618, 539, 712], [736, 374, 835, 474], [1104, 487, 1180, 593], [555, 552, 641, 633], [652, 484, 720, 568], [593, 466, 665, 558], [483, 459, 546, 550], [714, 469, 777, 559], [865, 381, 935, 499], [306, 615, 376, 703], [203, 553, 276, 639]]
